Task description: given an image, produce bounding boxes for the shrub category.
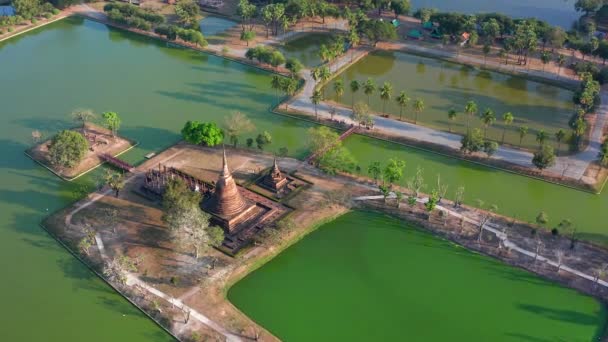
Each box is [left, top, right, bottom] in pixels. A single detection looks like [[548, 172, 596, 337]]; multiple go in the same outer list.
[[31, 18, 37, 24], [52, 8, 60, 15], [44, 13, 52, 19], [551, 228, 559, 236]]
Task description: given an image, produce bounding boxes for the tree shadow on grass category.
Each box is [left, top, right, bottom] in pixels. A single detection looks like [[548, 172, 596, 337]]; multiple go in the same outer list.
[[516, 303, 600, 326]]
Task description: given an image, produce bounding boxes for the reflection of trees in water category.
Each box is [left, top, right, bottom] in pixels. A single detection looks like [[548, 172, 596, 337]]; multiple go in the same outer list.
[[355, 51, 396, 76], [416, 61, 426, 74]]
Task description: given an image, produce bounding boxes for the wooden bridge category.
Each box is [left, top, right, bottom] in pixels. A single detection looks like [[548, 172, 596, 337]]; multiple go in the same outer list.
[[99, 153, 135, 173], [305, 125, 357, 164]]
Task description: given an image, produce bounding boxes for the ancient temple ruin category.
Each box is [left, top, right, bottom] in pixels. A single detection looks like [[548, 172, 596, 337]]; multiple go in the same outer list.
[[260, 158, 287, 192], [201, 149, 258, 232]]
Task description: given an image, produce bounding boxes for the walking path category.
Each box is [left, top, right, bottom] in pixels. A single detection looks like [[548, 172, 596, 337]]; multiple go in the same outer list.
[[353, 194, 608, 288], [289, 41, 608, 182]]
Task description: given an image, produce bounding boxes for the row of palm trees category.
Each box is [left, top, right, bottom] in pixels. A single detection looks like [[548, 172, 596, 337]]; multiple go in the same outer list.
[[330, 78, 427, 123]]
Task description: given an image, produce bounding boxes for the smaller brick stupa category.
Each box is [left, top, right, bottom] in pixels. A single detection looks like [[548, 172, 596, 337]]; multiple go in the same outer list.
[[261, 158, 288, 192], [202, 149, 257, 232]]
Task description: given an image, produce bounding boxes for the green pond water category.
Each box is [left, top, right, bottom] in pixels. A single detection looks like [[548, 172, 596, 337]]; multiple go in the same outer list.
[[229, 211, 606, 341], [1, 14, 606, 341], [279, 32, 335, 67], [345, 134, 608, 244], [413, 0, 577, 28], [0, 17, 315, 340], [327, 50, 575, 152]]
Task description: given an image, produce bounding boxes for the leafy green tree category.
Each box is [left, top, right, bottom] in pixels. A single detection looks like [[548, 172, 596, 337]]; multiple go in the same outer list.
[[223, 112, 255, 147], [501, 112, 514, 143], [483, 141, 499, 158], [396, 91, 410, 121], [536, 211, 549, 226], [460, 128, 484, 154], [363, 78, 376, 105], [379, 184, 391, 203], [556, 54, 566, 77], [256, 131, 272, 150], [425, 190, 439, 218], [518, 126, 529, 147], [464, 100, 478, 129], [383, 158, 406, 186], [447, 108, 457, 132], [269, 50, 286, 70], [379, 82, 393, 114], [72, 108, 95, 129], [367, 161, 382, 184], [351, 102, 371, 128], [480, 108, 496, 138], [236, 0, 257, 32], [48, 130, 88, 169], [413, 98, 424, 124], [310, 89, 323, 120], [181, 121, 224, 146], [13, 0, 43, 18], [350, 80, 360, 107], [175, 0, 200, 27], [307, 126, 339, 156], [316, 145, 357, 175], [280, 77, 298, 109], [240, 29, 256, 46], [532, 144, 556, 172], [361, 19, 397, 46], [102, 111, 121, 137], [575, 0, 601, 15], [390, 0, 410, 18], [285, 57, 303, 75]]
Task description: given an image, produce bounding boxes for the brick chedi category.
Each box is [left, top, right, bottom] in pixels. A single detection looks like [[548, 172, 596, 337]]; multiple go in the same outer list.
[[202, 149, 257, 232], [262, 158, 288, 192]]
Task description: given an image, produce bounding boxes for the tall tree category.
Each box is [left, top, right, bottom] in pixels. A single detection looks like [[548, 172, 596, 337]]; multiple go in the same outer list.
[[270, 75, 283, 105], [447, 108, 457, 132], [555, 129, 566, 155], [413, 98, 424, 124], [518, 126, 529, 147], [102, 111, 121, 137], [310, 89, 323, 121], [536, 130, 548, 148], [532, 144, 556, 173], [175, 0, 200, 28], [350, 80, 360, 108], [501, 112, 514, 143], [382, 158, 406, 186], [48, 130, 88, 169], [363, 78, 376, 105], [334, 79, 345, 103], [72, 108, 95, 130], [464, 100, 478, 129], [367, 161, 382, 184], [396, 91, 410, 121], [224, 112, 255, 147], [480, 108, 496, 138], [236, 0, 257, 32], [379, 82, 393, 114]]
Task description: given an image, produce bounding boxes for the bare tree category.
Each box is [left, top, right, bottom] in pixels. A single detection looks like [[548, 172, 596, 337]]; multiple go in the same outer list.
[[182, 307, 191, 324], [436, 174, 448, 202], [555, 249, 566, 273], [475, 199, 498, 243], [594, 266, 607, 289], [454, 186, 465, 207], [224, 111, 255, 147], [72, 108, 96, 130], [102, 207, 119, 234], [103, 254, 138, 285], [533, 236, 543, 263], [406, 166, 425, 197], [31, 130, 42, 144]]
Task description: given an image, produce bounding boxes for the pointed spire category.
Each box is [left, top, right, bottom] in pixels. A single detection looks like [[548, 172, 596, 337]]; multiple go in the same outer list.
[[221, 146, 230, 177], [272, 157, 280, 174]]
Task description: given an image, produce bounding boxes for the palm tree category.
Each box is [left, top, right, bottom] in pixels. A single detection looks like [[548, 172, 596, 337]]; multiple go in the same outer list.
[[447, 109, 457, 132], [350, 80, 360, 108], [310, 67, 321, 81], [555, 129, 566, 155], [379, 82, 393, 114], [464, 100, 478, 129], [334, 79, 344, 103], [501, 112, 514, 144], [363, 78, 376, 105], [396, 91, 410, 121], [310, 89, 323, 121], [413, 98, 424, 124], [271, 75, 282, 105], [480, 108, 496, 138], [536, 130, 548, 148], [518, 126, 528, 147]]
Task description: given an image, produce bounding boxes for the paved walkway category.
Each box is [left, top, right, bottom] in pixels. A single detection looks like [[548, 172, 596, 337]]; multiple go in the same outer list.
[[353, 194, 608, 288], [289, 41, 608, 182]]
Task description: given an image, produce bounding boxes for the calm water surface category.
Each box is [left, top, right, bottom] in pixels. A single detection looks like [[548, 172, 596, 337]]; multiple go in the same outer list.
[[413, 0, 577, 28], [0, 17, 313, 340], [229, 211, 606, 341]]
